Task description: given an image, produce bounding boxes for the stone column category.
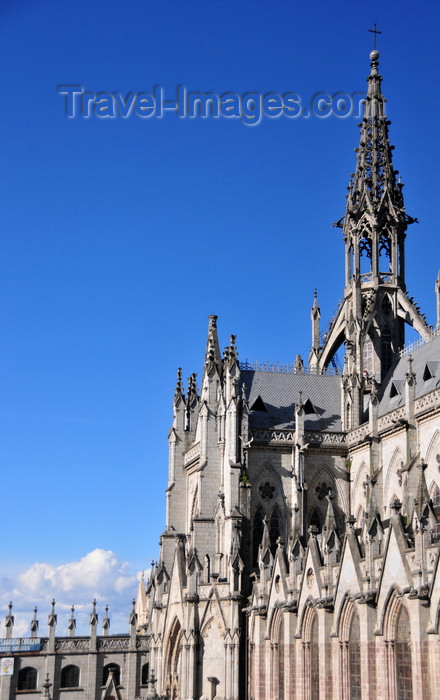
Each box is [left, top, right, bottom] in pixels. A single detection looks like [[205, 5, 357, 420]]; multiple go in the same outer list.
[[127, 601, 138, 700], [87, 600, 98, 700]]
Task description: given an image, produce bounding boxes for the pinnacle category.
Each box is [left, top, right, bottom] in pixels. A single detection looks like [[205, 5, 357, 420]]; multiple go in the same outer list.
[[204, 315, 222, 375]]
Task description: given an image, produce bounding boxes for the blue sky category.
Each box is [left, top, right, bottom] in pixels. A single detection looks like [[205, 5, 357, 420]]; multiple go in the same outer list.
[[1, 0, 439, 634]]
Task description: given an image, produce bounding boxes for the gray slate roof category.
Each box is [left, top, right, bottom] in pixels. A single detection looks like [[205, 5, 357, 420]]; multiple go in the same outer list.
[[241, 370, 342, 431], [378, 333, 440, 416]]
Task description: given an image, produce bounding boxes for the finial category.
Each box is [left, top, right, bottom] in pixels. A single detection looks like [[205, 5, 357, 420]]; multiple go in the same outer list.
[[42, 673, 52, 699], [30, 607, 39, 636], [102, 605, 110, 633], [206, 336, 216, 365], [175, 367, 183, 395], [294, 355, 304, 373], [51, 599, 56, 615], [5, 602, 14, 635], [391, 497, 402, 514], [406, 353, 415, 382], [68, 605, 76, 636], [226, 334, 238, 363], [89, 598, 98, 627]]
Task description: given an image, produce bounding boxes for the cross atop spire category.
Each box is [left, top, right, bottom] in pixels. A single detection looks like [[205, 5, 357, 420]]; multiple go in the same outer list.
[[368, 23, 381, 51]]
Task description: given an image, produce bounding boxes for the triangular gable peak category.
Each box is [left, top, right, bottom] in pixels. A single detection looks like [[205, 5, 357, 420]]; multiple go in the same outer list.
[[289, 537, 305, 594], [198, 583, 228, 638], [156, 560, 170, 586], [297, 535, 323, 613], [364, 513, 384, 555], [187, 548, 202, 576], [167, 536, 187, 607], [411, 500, 437, 534], [375, 505, 414, 632], [267, 544, 289, 614], [334, 520, 365, 619], [412, 461, 436, 529]]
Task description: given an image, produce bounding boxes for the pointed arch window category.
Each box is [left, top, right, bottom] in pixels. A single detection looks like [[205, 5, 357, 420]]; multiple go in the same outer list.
[[363, 334, 374, 376], [252, 507, 264, 567], [359, 235, 372, 261], [381, 291, 392, 315], [203, 555, 210, 583], [379, 235, 392, 276], [310, 612, 319, 699], [395, 606, 412, 699], [430, 484, 440, 542], [18, 667, 37, 691], [309, 508, 322, 533], [271, 612, 285, 700], [269, 507, 281, 552], [141, 663, 149, 686], [349, 611, 361, 699], [102, 664, 120, 687], [61, 665, 80, 688], [346, 401, 352, 430], [431, 484, 440, 508], [165, 619, 182, 699], [381, 324, 393, 378]]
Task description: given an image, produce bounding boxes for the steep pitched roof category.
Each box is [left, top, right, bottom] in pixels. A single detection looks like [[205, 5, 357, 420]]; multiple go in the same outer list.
[[241, 370, 342, 431], [378, 334, 440, 416]]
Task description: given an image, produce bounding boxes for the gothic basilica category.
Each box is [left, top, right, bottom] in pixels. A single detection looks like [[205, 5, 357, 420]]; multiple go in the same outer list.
[[2, 48, 440, 700]]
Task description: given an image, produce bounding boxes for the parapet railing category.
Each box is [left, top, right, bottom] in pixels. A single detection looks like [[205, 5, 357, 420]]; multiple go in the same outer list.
[[239, 360, 340, 375], [399, 326, 440, 357]]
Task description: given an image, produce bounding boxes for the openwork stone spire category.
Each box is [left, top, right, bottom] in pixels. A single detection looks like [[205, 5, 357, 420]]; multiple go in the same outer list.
[[344, 49, 408, 289], [317, 49, 432, 428]]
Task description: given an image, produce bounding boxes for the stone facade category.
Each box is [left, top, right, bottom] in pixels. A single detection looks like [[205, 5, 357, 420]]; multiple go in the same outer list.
[[1, 48, 440, 700], [0, 601, 151, 700], [137, 49, 440, 700]]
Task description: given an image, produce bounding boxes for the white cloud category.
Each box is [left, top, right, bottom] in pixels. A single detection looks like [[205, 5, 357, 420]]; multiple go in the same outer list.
[[0, 549, 141, 636]]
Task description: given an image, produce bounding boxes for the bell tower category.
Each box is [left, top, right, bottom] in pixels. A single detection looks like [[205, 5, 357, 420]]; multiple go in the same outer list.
[[316, 48, 432, 427]]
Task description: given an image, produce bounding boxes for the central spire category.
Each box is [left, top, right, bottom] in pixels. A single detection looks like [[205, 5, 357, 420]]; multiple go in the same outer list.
[[344, 48, 407, 288], [314, 48, 432, 427]]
